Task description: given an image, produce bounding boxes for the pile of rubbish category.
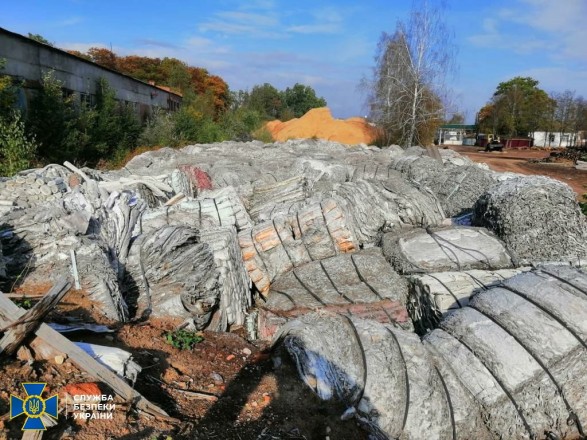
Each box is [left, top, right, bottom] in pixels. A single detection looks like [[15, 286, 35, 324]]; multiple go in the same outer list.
[[1, 139, 587, 439]]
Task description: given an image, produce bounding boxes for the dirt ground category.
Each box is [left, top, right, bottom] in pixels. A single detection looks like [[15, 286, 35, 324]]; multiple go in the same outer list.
[[447, 145, 587, 199], [0, 291, 368, 440]]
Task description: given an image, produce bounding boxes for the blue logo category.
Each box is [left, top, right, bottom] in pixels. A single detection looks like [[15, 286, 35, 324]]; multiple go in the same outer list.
[[10, 383, 58, 430]]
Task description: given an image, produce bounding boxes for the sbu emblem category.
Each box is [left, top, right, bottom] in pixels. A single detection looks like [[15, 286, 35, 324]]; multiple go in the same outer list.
[[10, 383, 58, 430]]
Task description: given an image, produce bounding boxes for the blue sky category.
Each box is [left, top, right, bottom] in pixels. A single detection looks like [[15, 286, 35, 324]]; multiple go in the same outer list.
[[2, 0, 586, 122]]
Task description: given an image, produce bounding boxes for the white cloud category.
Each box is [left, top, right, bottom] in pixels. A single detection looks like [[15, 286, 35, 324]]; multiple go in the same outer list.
[[469, 0, 587, 62], [54, 16, 84, 27]]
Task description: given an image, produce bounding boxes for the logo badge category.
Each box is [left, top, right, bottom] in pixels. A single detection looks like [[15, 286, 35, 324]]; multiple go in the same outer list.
[[10, 383, 58, 430]]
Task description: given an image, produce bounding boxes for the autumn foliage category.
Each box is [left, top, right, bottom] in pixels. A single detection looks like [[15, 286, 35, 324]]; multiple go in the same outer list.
[[67, 47, 229, 116]]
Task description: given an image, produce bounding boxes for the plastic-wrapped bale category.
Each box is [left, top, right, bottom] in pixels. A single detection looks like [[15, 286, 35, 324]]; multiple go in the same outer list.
[[257, 248, 412, 339], [407, 267, 530, 333], [390, 156, 495, 216], [0, 240, 6, 280], [273, 312, 465, 440], [382, 226, 514, 274], [97, 191, 147, 281], [331, 177, 445, 244], [431, 165, 496, 217], [425, 265, 587, 440], [0, 203, 91, 280], [274, 266, 587, 439], [75, 238, 129, 322], [248, 176, 311, 222], [238, 198, 358, 296], [390, 155, 445, 184], [473, 175, 587, 264], [128, 225, 219, 329], [137, 187, 252, 235], [169, 165, 213, 198], [0, 171, 71, 209], [200, 227, 252, 332]]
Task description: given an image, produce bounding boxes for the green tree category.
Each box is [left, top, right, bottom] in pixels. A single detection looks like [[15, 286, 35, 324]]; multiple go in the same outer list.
[[491, 76, 551, 136], [27, 72, 75, 162], [283, 83, 326, 118], [27, 33, 53, 46], [248, 83, 283, 119], [90, 78, 141, 162], [0, 111, 37, 176]]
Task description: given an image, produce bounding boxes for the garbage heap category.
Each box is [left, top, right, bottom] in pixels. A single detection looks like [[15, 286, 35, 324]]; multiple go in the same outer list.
[[1, 140, 586, 439]]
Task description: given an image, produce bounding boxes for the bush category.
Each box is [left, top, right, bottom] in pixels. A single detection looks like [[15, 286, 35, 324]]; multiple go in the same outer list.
[[0, 111, 37, 176], [138, 108, 178, 147]]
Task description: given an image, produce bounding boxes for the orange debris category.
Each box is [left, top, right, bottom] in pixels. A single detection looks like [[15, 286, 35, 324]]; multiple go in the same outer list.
[[265, 107, 378, 145]]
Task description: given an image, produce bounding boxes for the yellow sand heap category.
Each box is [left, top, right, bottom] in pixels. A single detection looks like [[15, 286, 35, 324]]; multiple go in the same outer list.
[[265, 107, 378, 145]]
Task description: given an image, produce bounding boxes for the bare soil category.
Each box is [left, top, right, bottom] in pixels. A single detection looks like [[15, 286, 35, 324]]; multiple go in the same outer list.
[[0, 298, 368, 440], [448, 145, 587, 199]]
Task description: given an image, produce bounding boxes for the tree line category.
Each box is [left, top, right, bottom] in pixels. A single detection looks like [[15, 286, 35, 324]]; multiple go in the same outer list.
[[477, 76, 587, 145], [0, 41, 327, 175]]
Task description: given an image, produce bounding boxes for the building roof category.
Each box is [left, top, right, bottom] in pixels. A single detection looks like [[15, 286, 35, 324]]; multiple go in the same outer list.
[[0, 26, 182, 99], [439, 124, 477, 130]]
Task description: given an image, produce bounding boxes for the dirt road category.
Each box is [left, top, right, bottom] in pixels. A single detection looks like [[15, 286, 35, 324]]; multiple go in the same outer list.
[[448, 146, 587, 199]]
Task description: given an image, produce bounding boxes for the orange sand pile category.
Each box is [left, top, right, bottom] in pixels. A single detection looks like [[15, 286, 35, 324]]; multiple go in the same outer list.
[[265, 107, 379, 145]]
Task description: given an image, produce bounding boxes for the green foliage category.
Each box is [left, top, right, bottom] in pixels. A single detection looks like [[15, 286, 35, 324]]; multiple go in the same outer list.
[[0, 59, 18, 120], [89, 78, 141, 163], [248, 83, 283, 120], [27, 73, 140, 166], [139, 108, 179, 147], [27, 33, 53, 46], [164, 329, 204, 350], [481, 76, 552, 136], [0, 111, 37, 176], [220, 108, 263, 141], [252, 126, 274, 143], [13, 296, 33, 310], [283, 83, 327, 118]]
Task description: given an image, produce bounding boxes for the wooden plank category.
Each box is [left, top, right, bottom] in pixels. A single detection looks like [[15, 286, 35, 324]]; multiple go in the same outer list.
[[0, 278, 71, 355], [34, 324, 173, 420], [0, 280, 173, 421]]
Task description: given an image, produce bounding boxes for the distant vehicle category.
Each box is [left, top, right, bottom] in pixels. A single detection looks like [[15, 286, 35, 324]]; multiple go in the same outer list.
[[476, 134, 503, 151], [484, 139, 504, 152]]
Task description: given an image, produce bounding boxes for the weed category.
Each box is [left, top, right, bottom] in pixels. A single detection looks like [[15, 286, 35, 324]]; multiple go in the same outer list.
[[164, 329, 204, 351], [12, 297, 33, 310]]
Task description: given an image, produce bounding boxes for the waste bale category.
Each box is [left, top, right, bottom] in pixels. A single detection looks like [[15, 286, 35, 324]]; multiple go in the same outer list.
[[390, 156, 495, 216], [169, 165, 213, 198], [98, 191, 147, 282], [128, 225, 219, 329], [407, 267, 530, 333], [248, 176, 310, 222], [0, 240, 6, 280], [274, 266, 587, 439], [0, 172, 70, 209], [382, 226, 513, 274], [331, 178, 445, 244], [137, 187, 252, 235], [75, 238, 129, 322], [273, 313, 460, 440], [199, 227, 252, 332], [238, 199, 358, 295], [473, 175, 587, 264], [257, 248, 411, 339], [425, 265, 587, 440]]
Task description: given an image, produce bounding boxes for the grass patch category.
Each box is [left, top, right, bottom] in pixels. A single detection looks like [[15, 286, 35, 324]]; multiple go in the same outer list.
[[164, 329, 204, 351]]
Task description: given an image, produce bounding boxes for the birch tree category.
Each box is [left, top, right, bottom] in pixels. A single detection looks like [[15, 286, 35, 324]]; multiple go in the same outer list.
[[366, 0, 454, 147]]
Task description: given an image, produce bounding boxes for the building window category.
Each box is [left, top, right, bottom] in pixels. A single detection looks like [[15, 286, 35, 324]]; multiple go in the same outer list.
[[548, 133, 555, 142]]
